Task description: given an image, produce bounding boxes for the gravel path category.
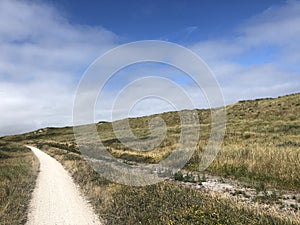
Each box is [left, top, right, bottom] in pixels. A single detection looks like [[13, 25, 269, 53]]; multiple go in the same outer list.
[[26, 146, 101, 225]]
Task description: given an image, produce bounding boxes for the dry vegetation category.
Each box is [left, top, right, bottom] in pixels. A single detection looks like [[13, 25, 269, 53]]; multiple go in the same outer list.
[[0, 142, 39, 225], [204, 93, 300, 190], [12, 93, 299, 190], [33, 145, 298, 224], [1, 92, 300, 224]]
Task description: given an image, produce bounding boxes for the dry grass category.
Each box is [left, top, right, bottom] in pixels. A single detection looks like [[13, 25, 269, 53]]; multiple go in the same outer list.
[[0, 142, 39, 225], [37, 145, 298, 225], [204, 133, 300, 190], [4, 93, 299, 190], [2, 92, 300, 224]]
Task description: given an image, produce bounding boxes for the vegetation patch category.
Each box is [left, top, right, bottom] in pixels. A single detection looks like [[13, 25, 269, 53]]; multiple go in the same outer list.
[[1, 92, 300, 224], [37, 144, 299, 225], [0, 142, 39, 225]]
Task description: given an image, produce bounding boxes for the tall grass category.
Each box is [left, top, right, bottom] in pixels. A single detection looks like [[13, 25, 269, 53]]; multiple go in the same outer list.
[[0, 142, 39, 225], [7, 93, 299, 190], [207, 134, 300, 190], [2, 92, 300, 224], [39, 145, 299, 225]]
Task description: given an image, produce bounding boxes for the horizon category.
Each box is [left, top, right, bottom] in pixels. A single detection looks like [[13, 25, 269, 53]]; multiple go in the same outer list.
[[2, 91, 298, 138], [1, 0, 300, 136]]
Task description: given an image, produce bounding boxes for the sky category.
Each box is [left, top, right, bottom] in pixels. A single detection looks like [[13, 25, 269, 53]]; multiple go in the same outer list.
[[0, 0, 300, 136]]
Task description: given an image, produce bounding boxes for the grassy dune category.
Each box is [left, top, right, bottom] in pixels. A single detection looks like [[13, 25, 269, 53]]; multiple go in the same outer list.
[[203, 93, 300, 190], [38, 146, 297, 225], [2, 92, 300, 224], [8, 93, 299, 190]]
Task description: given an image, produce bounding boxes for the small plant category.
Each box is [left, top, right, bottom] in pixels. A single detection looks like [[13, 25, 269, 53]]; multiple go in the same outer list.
[[173, 172, 196, 183], [183, 173, 195, 183], [174, 171, 184, 181]]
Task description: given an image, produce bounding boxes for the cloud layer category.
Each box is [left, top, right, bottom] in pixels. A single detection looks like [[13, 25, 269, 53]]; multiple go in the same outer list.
[[0, 0, 116, 135], [0, 0, 299, 136], [191, 1, 300, 103]]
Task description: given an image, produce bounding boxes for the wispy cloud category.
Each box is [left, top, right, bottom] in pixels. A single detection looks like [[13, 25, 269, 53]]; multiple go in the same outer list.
[[191, 0, 300, 104]]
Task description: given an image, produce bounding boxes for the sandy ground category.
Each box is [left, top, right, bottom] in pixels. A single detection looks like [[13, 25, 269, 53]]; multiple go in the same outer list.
[[174, 171, 300, 216], [26, 146, 101, 225]]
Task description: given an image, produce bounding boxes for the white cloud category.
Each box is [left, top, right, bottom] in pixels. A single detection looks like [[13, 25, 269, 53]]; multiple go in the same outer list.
[[237, 1, 300, 47], [190, 0, 300, 105], [75, 0, 300, 122], [1, 0, 300, 136], [0, 0, 117, 136]]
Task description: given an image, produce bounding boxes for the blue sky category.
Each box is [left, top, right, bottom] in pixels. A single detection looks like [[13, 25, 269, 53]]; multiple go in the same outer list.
[[0, 0, 300, 136], [51, 0, 285, 41]]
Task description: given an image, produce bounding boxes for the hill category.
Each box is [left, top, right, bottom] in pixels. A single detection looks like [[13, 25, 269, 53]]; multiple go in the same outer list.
[[1, 92, 300, 224], [3, 93, 300, 187]]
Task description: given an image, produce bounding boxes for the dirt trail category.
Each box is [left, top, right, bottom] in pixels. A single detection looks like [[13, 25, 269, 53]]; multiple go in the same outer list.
[[26, 146, 101, 225]]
